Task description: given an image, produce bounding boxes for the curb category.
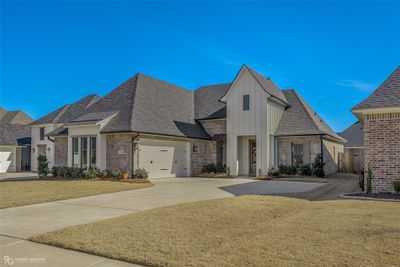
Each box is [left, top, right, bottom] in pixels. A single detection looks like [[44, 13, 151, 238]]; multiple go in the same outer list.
[[339, 194, 400, 202]]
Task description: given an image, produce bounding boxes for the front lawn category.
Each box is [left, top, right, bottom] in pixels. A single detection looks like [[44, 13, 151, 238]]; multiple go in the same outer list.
[[30, 196, 400, 266], [0, 180, 152, 209]]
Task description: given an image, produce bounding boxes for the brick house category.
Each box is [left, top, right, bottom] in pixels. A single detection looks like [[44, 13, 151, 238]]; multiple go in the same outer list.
[[352, 66, 400, 193], [30, 65, 345, 178]]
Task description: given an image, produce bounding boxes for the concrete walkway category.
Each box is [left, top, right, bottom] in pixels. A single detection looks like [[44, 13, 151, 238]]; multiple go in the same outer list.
[[0, 178, 253, 266], [0, 175, 351, 266]]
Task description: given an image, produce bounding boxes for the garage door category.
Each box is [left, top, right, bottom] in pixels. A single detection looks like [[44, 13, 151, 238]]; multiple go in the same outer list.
[[138, 139, 189, 178], [0, 147, 15, 173]]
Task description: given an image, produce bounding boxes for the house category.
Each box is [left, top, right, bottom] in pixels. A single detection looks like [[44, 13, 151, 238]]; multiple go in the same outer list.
[[352, 66, 400, 193], [338, 121, 364, 173], [31, 65, 345, 178], [0, 107, 33, 173]]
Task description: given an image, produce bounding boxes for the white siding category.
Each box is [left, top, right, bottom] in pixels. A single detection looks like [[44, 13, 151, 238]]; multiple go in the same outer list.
[[0, 146, 16, 173], [225, 68, 287, 175]]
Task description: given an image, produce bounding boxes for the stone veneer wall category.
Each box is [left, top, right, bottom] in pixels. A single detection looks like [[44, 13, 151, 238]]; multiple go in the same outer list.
[[106, 134, 132, 173], [54, 137, 68, 166], [277, 136, 343, 176], [364, 112, 400, 193], [190, 140, 217, 175], [199, 120, 226, 137]]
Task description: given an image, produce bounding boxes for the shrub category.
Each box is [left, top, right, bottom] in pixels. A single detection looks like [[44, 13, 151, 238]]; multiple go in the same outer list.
[[299, 164, 312, 176], [71, 167, 86, 179], [133, 168, 148, 179], [311, 154, 325, 177], [37, 155, 49, 178], [268, 166, 280, 177], [201, 164, 217, 173], [87, 167, 102, 179], [216, 164, 227, 173], [393, 181, 400, 194], [105, 168, 121, 179], [367, 165, 373, 194], [278, 165, 297, 175], [51, 166, 59, 177], [258, 168, 263, 177]]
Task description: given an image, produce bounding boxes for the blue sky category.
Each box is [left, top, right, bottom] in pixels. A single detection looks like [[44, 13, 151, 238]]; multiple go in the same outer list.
[[1, 1, 399, 132]]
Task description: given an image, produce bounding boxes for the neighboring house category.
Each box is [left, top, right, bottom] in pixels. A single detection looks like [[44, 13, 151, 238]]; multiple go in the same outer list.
[[31, 65, 345, 178], [352, 66, 400, 193], [338, 121, 364, 174], [0, 107, 33, 173]]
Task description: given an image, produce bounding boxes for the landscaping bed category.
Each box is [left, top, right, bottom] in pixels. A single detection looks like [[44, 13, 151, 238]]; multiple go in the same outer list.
[[30, 196, 400, 267], [0, 180, 152, 209], [344, 192, 400, 201]]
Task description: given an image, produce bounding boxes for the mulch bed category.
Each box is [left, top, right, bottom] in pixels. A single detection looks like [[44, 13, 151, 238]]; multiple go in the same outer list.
[[345, 193, 400, 200]]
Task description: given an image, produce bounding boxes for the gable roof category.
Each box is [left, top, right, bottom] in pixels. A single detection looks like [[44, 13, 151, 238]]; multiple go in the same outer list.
[[0, 107, 32, 146], [32, 94, 100, 125], [0, 109, 33, 125], [194, 83, 230, 120], [79, 73, 210, 139], [352, 66, 400, 111], [220, 65, 288, 105], [338, 121, 364, 148], [275, 89, 346, 143]]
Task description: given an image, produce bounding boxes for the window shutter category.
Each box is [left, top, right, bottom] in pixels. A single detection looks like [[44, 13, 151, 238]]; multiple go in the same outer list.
[[304, 142, 310, 164]]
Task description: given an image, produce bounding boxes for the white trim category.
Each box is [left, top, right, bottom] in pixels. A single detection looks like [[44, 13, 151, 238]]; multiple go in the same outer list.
[[352, 107, 400, 115]]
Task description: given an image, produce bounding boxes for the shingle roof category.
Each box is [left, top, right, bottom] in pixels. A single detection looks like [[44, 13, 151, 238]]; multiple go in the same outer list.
[[338, 121, 364, 148], [64, 111, 118, 126], [80, 73, 210, 139], [194, 83, 230, 119], [32, 94, 100, 125], [0, 107, 32, 146], [246, 66, 288, 105], [275, 90, 346, 142], [352, 66, 400, 110]]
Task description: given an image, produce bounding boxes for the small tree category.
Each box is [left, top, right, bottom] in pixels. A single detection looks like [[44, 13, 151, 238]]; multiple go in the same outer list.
[[393, 181, 400, 194], [311, 153, 325, 177], [367, 165, 373, 194], [37, 155, 49, 178]]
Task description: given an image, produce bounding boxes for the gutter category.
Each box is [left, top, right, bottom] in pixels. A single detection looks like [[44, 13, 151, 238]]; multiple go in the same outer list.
[[131, 133, 139, 177], [47, 136, 55, 143]]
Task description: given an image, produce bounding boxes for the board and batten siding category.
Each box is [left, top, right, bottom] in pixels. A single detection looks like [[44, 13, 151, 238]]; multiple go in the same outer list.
[[267, 99, 285, 166], [225, 68, 286, 175]]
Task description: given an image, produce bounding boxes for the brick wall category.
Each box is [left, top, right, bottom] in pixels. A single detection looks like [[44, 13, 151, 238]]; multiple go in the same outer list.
[[54, 137, 68, 166], [15, 147, 21, 172], [199, 120, 226, 137], [190, 140, 217, 175], [364, 113, 400, 193], [277, 136, 344, 176], [322, 139, 344, 175], [106, 134, 132, 173]]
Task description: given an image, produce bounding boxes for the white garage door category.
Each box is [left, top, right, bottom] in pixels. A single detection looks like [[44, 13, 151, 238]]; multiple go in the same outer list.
[[0, 147, 15, 173], [138, 139, 189, 179]]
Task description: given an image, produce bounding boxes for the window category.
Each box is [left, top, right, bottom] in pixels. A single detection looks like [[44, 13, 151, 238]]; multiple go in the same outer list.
[[243, 95, 250, 110], [90, 137, 96, 167], [72, 138, 79, 168], [39, 127, 45, 140], [292, 143, 304, 166], [81, 137, 88, 169], [192, 145, 198, 153]]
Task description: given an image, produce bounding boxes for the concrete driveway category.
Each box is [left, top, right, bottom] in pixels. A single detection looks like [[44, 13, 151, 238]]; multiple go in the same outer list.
[[0, 176, 339, 266]]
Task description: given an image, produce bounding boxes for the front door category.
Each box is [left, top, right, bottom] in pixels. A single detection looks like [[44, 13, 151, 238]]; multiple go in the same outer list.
[[249, 140, 256, 176]]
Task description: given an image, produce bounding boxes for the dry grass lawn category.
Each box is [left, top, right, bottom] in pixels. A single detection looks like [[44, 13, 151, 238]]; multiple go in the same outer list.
[[30, 196, 400, 267], [0, 180, 152, 209]]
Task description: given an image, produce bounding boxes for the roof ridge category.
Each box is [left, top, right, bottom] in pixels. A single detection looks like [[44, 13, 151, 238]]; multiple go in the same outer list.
[[53, 104, 71, 123], [129, 73, 140, 132]]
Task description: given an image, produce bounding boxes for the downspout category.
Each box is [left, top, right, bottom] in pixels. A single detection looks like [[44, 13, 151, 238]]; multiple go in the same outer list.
[[131, 133, 139, 177], [47, 136, 55, 142]]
